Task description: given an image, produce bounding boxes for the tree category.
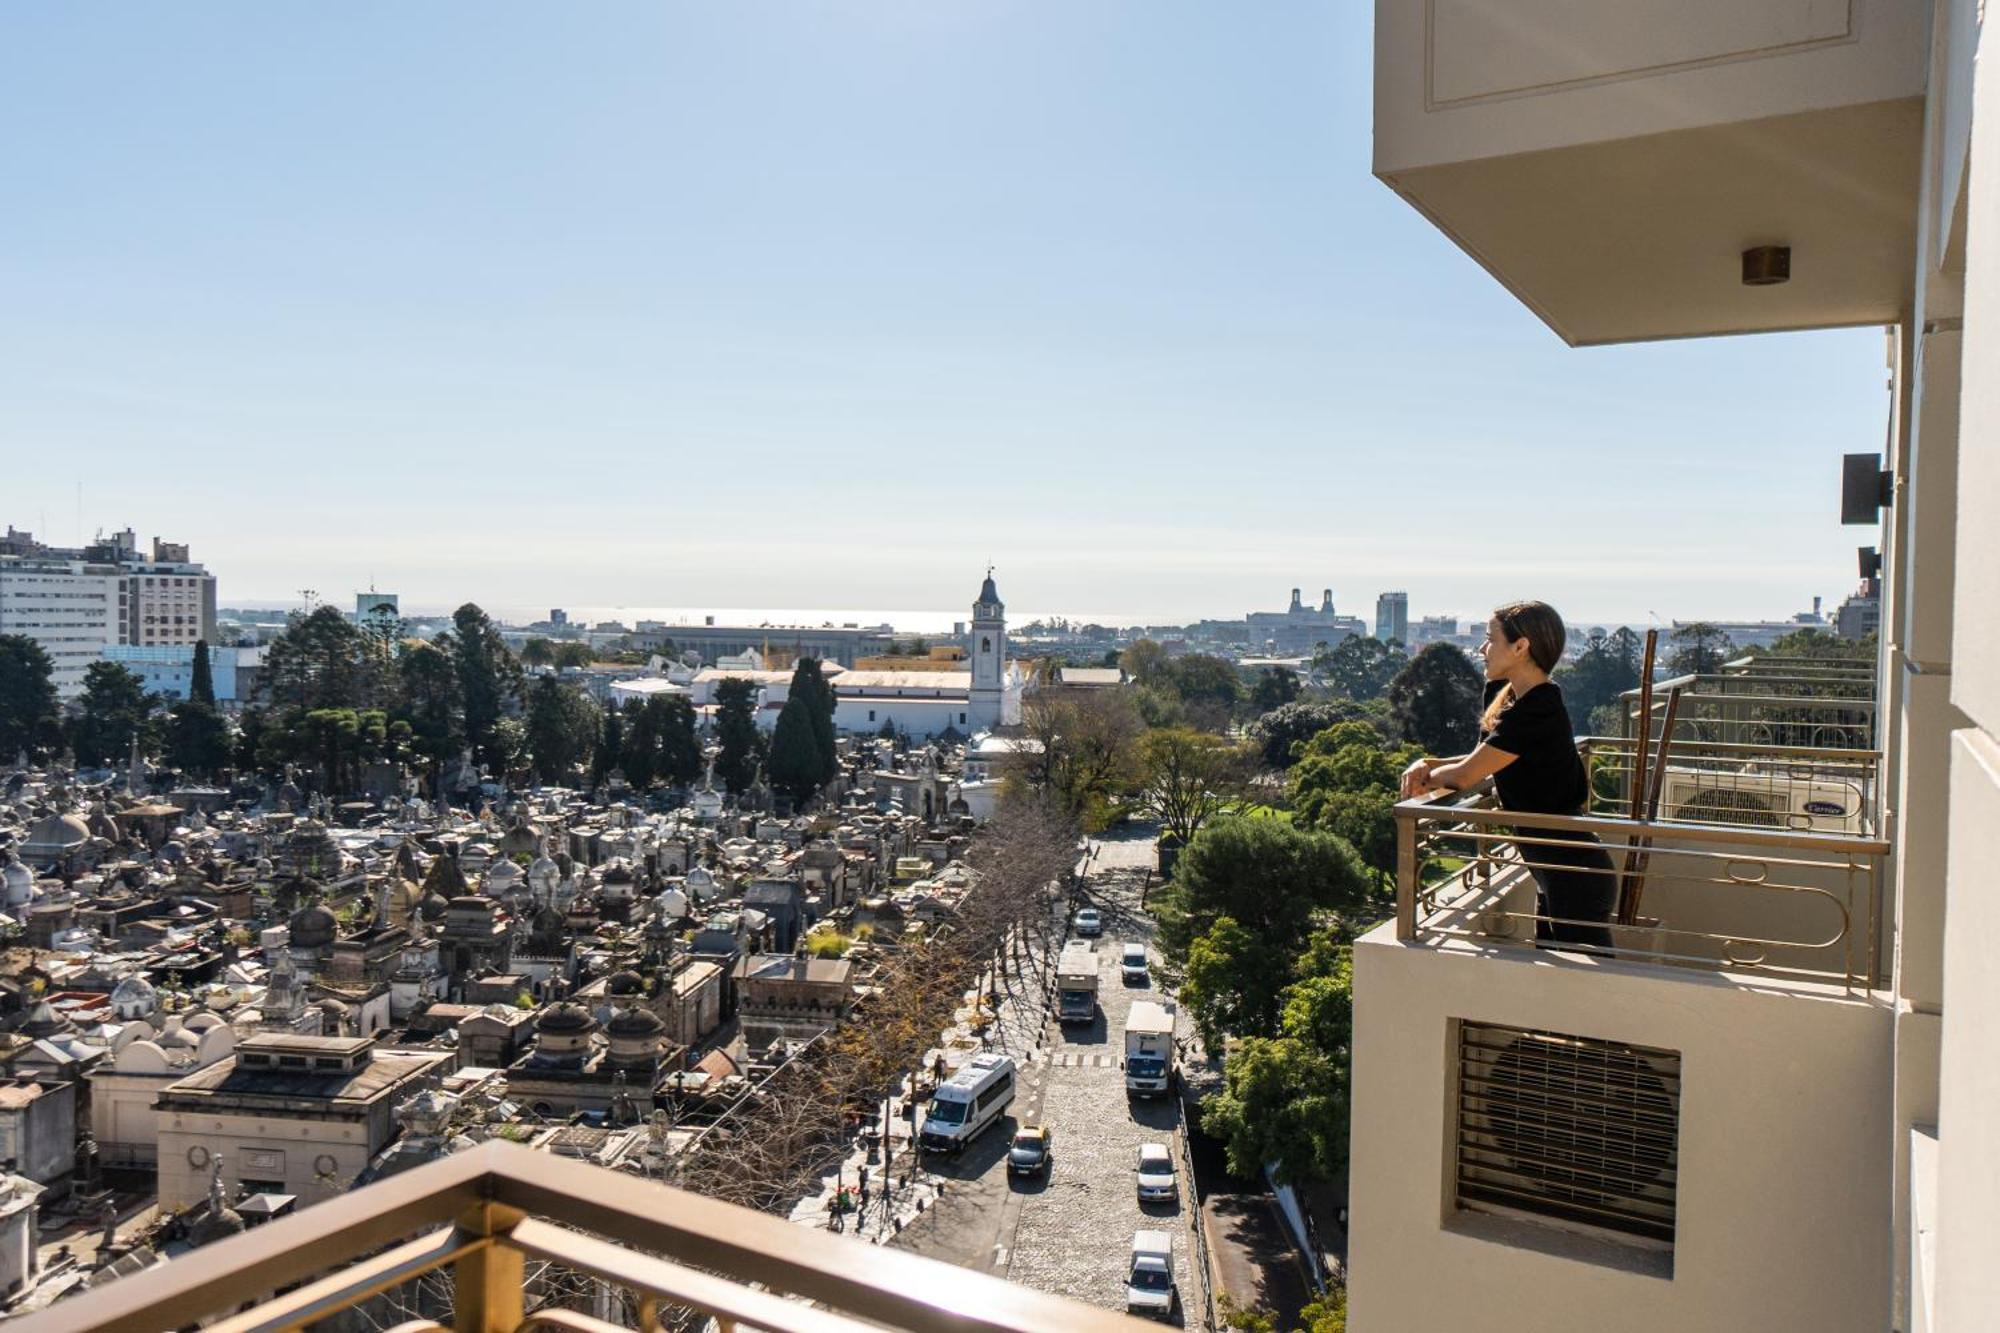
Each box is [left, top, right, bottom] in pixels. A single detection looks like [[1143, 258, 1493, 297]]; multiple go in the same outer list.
[[1131, 680, 1188, 730], [1762, 626, 1872, 661], [714, 678, 762, 793], [1155, 817, 1372, 966], [1163, 654, 1243, 730], [1200, 942, 1354, 1186], [1667, 622, 1734, 677], [1314, 636, 1407, 702], [1287, 722, 1423, 890], [442, 604, 522, 777], [0, 636, 61, 761], [189, 639, 216, 707], [524, 676, 600, 784], [553, 641, 595, 670], [1138, 728, 1246, 845], [1552, 627, 1643, 734], [520, 637, 555, 669], [594, 705, 626, 784], [621, 693, 701, 788], [164, 701, 231, 780], [234, 706, 270, 776], [260, 605, 392, 712], [1013, 686, 1143, 830], [488, 716, 528, 778], [70, 661, 156, 768], [396, 641, 463, 796], [1180, 917, 1293, 1047], [1120, 639, 1167, 684], [295, 708, 362, 795], [1386, 643, 1483, 755], [1247, 699, 1390, 771], [788, 657, 839, 784], [767, 697, 826, 806], [1249, 666, 1300, 713], [655, 694, 703, 786]]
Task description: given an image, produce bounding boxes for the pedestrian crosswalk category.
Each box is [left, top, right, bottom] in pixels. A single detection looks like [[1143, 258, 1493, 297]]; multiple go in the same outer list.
[[1047, 1051, 1120, 1069]]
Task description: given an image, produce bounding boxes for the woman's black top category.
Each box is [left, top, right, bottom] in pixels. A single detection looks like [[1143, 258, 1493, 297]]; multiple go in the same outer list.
[[1479, 680, 1588, 815]]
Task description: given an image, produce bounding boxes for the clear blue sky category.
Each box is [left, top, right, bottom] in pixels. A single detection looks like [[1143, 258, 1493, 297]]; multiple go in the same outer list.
[[0, 3, 1888, 628]]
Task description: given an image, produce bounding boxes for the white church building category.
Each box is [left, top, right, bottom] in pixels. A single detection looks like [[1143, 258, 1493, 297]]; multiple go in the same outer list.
[[830, 572, 1024, 739]]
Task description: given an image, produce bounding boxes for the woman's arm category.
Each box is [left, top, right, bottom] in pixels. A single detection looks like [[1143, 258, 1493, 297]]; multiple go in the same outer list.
[[1400, 753, 1471, 797], [1424, 742, 1518, 793]]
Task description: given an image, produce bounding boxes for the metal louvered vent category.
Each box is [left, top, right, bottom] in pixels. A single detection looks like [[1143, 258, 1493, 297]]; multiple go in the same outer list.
[[1455, 1022, 1680, 1249]]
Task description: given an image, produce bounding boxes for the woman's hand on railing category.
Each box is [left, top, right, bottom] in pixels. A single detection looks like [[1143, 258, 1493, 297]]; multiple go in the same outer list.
[[1400, 758, 1437, 798]]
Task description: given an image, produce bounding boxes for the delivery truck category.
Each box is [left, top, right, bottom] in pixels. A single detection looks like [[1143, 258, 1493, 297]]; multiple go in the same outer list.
[[1056, 941, 1099, 1025], [1122, 1000, 1177, 1097]]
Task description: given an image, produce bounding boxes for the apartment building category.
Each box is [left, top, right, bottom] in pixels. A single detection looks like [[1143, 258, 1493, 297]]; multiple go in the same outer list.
[[0, 557, 121, 697], [0, 529, 217, 697], [1351, 4, 1992, 1331], [121, 539, 217, 648]]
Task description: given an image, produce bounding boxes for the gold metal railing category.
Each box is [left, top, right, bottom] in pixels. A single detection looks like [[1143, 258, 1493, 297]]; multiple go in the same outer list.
[[1576, 735, 1880, 837], [1394, 785, 1889, 989], [1721, 653, 1874, 682], [23, 1142, 1156, 1333], [1619, 672, 1877, 750]]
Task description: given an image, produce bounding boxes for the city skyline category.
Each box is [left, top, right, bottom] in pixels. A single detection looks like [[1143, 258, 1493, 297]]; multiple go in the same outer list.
[[3, 5, 1882, 629]]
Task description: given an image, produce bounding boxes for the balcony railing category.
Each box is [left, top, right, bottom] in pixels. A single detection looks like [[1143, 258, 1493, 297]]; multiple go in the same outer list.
[[24, 1141, 1156, 1333], [1620, 670, 1878, 750], [1577, 735, 1880, 838], [1394, 765, 1889, 989]]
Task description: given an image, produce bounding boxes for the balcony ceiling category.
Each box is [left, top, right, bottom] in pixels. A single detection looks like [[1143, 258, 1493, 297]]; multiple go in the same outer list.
[[1379, 97, 1924, 346], [1371, 0, 1928, 345]]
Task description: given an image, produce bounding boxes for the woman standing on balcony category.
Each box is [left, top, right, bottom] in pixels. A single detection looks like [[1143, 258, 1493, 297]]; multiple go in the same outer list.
[[1399, 600, 1617, 950]]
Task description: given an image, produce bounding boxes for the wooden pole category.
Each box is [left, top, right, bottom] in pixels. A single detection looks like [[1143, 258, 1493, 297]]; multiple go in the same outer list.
[[1615, 631, 1660, 924], [1620, 686, 1683, 926]]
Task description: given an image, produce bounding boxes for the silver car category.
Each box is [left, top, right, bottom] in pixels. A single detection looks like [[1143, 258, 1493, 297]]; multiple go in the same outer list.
[[1135, 1142, 1178, 1203]]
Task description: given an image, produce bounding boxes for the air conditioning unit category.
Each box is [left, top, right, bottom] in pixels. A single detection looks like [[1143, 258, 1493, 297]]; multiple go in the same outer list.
[[1658, 768, 1867, 835], [1455, 1022, 1680, 1249]]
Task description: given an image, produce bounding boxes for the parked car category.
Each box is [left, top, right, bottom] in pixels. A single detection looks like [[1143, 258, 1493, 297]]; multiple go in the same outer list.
[[1073, 907, 1103, 937], [1120, 942, 1149, 985], [1135, 1142, 1178, 1203], [1008, 1125, 1053, 1177], [1125, 1230, 1177, 1319]]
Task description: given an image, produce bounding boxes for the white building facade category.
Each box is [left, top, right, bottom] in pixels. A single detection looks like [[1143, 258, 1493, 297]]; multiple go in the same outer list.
[[0, 557, 121, 698], [0, 529, 217, 698]]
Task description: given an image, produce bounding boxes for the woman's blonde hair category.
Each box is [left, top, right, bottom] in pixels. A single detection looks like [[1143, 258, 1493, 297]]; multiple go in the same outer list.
[[1480, 600, 1568, 731]]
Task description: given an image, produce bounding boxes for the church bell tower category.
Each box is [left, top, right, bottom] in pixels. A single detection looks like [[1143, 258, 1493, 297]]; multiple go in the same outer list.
[[968, 569, 1006, 730]]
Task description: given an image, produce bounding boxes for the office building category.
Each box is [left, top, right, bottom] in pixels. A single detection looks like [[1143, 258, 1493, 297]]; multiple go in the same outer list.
[[1375, 591, 1409, 644]]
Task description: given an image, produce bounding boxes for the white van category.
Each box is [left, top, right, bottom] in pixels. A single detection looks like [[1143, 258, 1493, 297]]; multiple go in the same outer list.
[[919, 1053, 1016, 1154]]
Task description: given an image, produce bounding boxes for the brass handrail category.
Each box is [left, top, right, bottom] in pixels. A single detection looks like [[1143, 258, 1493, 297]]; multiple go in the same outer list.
[[1392, 785, 1887, 986], [25, 1142, 1157, 1333]]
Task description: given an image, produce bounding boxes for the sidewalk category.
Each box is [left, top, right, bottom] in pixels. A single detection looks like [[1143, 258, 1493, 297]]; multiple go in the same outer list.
[[788, 930, 1053, 1245]]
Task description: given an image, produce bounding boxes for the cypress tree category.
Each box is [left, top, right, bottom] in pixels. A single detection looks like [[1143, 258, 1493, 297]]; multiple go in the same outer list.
[[714, 678, 762, 793], [788, 656, 840, 784], [190, 639, 216, 707], [768, 697, 825, 807]]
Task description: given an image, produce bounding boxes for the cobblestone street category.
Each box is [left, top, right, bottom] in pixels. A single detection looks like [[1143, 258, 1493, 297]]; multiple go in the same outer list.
[[894, 828, 1208, 1327]]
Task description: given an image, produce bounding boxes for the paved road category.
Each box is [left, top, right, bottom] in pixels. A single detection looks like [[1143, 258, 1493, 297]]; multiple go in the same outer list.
[[896, 829, 1206, 1326]]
